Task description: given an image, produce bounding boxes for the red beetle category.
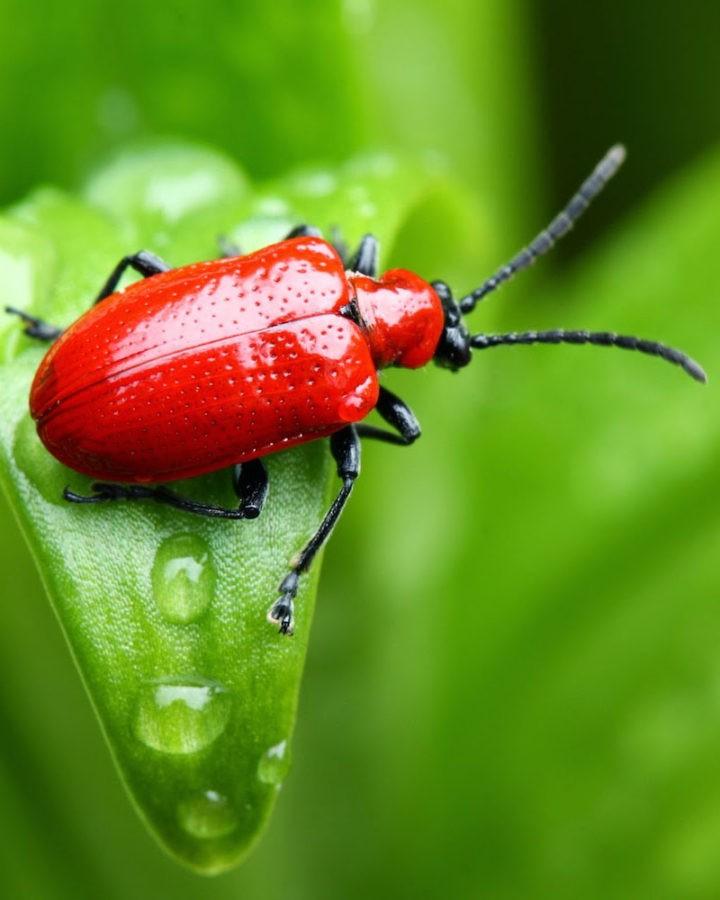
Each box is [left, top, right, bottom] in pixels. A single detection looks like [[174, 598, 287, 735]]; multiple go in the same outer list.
[[7, 146, 705, 634]]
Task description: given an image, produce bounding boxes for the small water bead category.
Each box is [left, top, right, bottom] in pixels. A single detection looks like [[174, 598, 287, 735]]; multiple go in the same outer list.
[[178, 790, 238, 839], [152, 533, 215, 624], [257, 739, 291, 787], [134, 677, 231, 754]]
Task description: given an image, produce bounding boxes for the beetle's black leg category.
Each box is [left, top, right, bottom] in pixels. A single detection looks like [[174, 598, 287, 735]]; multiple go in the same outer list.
[[269, 425, 360, 635], [284, 224, 323, 240], [5, 250, 173, 337], [217, 236, 242, 258], [347, 235, 379, 277], [4, 307, 63, 342], [63, 471, 265, 520], [232, 458, 269, 518], [355, 386, 421, 446], [94, 250, 172, 304]]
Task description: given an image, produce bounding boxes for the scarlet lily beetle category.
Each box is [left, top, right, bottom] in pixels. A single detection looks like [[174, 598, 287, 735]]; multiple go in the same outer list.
[[7, 146, 706, 635]]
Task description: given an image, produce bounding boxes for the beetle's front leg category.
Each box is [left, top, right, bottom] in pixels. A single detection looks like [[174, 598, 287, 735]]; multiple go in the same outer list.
[[269, 426, 360, 635]]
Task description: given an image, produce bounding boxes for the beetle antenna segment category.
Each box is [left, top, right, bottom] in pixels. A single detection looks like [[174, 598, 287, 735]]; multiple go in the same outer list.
[[459, 145, 626, 314], [470, 329, 707, 382]]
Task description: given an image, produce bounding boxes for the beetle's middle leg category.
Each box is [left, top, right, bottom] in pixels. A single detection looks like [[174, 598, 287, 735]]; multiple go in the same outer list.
[[63, 458, 269, 520], [268, 425, 360, 635]]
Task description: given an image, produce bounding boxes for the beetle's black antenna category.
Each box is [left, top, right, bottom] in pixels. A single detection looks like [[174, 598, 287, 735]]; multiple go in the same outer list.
[[471, 329, 707, 383], [460, 145, 626, 315]]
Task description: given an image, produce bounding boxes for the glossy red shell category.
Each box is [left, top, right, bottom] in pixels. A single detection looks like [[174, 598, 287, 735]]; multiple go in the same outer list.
[[30, 236, 444, 483]]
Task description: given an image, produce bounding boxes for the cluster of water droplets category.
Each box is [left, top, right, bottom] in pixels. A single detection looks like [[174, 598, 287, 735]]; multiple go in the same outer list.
[[13, 411, 294, 846], [137, 533, 289, 840]]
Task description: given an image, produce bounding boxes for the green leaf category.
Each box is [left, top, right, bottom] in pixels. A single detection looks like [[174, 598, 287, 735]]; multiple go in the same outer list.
[[0, 142, 472, 874]]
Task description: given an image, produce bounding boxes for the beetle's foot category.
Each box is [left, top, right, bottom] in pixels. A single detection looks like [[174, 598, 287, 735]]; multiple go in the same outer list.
[[5, 306, 63, 341], [268, 572, 298, 635]]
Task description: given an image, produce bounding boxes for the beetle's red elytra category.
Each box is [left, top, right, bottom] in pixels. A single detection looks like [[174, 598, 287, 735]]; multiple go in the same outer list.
[[30, 237, 441, 483], [7, 146, 706, 635]]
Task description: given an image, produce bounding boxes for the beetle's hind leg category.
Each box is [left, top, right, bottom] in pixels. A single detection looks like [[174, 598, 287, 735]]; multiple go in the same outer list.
[[269, 426, 360, 635], [64, 458, 269, 520], [5, 250, 173, 338], [5, 307, 63, 342]]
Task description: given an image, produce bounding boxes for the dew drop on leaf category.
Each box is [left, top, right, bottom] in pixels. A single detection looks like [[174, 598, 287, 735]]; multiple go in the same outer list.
[[257, 739, 291, 787], [152, 533, 216, 624], [177, 789, 238, 840], [133, 677, 231, 754]]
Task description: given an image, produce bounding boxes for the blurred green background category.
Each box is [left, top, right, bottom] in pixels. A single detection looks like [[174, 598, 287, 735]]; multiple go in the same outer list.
[[1, 0, 719, 897]]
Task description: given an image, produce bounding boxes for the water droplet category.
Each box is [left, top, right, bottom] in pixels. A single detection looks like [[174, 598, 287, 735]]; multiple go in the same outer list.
[[134, 677, 231, 754], [178, 790, 238, 839], [13, 414, 63, 504], [152, 534, 215, 624], [257, 739, 290, 787]]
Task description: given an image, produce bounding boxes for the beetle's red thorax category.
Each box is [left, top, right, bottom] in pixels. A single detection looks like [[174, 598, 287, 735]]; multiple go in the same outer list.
[[348, 269, 444, 369]]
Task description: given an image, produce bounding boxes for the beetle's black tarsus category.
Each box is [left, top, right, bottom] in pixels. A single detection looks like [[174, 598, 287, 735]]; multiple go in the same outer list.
[[347, 234, 379, 278], [471, 329, 707, 383], [268, 425, 360, 636], [460, 145, 627, 314], [94, 250, 172, 304], [5, 306, 63, 342], [356, 386, 421, 445]]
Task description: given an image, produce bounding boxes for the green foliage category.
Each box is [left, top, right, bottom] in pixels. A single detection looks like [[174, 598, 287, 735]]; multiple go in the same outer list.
[[0, 144, 472, 875], [0, 0, 717, 897]]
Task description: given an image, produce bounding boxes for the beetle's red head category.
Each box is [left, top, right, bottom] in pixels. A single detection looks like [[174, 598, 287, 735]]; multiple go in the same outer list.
[[348, 270, 444, 369]]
